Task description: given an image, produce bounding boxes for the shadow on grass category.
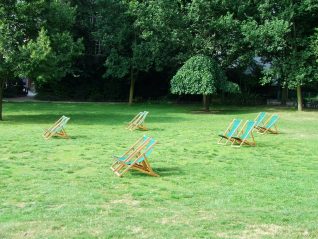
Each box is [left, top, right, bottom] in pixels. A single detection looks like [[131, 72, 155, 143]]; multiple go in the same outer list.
[[5, 113, 187, 125], [128, 167, 183, 178], [189, 106, 295, 115], [155, 167, 183, 177]]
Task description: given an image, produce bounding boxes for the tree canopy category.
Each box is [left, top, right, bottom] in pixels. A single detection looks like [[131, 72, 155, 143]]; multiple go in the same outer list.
[[0, 0, 83, 120], [171, 55, 239, 110]]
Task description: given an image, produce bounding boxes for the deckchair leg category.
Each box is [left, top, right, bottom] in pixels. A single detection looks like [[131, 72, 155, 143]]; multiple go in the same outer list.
[[43, 131, 54, 140], [231, 139, 242, 148], [138, 125, 148, 131], [217, 136, 232, 145], [56, 128, 69, 139], [112, 164, 126, 175], [131, 159, 159, 176], [217, 137, 226, 145]]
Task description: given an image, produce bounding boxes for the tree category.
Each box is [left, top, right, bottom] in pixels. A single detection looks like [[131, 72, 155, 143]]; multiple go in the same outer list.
[[0, 0, 83, 120], [242, 1, 318, 111], [132, 0, 252, 107], [96, 0, 155, 105], [171, 55, 239, 111]]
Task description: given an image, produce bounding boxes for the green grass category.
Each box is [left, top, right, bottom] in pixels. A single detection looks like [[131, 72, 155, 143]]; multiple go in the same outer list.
[[0, 102, 318, 239]]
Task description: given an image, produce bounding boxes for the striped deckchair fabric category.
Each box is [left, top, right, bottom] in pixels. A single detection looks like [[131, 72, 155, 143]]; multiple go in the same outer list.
[[111, 135, 159, 177], [218, 119, 242, 145], [127, 111, 149, 131], [254, 112, 267, 128], [231, 120, 256, 147], [256, 114, 279, 134], [43, 116, 70, 140]]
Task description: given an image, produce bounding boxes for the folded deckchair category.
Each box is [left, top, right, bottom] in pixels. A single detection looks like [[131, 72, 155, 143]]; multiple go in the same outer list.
[[256, 114, 279, 134], [218, 119, 242, 145], [254, 112, 267, 129], [127, 111, 149, 131], [231, 120, 256, 147], [43, 115, 70, 140], [111, 135, 159, 177]]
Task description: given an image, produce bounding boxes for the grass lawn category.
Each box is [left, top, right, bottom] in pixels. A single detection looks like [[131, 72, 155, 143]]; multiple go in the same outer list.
[[0, 102, 318, 239]]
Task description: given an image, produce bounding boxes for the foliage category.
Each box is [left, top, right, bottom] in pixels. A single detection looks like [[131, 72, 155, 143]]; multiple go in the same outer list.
[[0, 0, 82, 84], [17, 28, 83, 85], [95, 0, 158, 103], [0, 0, 83, 119], [312, 29, 318, 62], [2, 1, 318, 107], [171, 55, 239, 96], [242, 1, 318, 97]]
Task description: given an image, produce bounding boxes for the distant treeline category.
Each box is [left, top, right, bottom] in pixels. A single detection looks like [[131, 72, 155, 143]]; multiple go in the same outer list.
[[1, 1, 318, 110]]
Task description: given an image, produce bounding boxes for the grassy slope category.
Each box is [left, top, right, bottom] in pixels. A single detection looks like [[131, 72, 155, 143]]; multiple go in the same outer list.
[[0, 102, 317, 239]]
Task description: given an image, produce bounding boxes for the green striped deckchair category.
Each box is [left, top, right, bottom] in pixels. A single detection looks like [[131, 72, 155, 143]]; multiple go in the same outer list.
[[256, 114, 279, 134], [111, 135, 158, 177], [231, 120, 256, 147], [254, 112, 267, 129], [43, 116, 70, 139], [218, 119, 242, 145], [127, 112, 144, 129], [127, 111, 149, 131]]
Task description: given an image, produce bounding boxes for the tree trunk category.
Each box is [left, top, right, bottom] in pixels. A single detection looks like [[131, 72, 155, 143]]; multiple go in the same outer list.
[[0, 79, 4, 121], [128, 69, 135, 105], [281, 87, 288, 106], [296, 85, 303, 111], [203, 94, 210, 111]]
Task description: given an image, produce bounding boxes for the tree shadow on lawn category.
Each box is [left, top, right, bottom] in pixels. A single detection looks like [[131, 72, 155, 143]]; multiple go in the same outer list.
[[5, 113, 187, 125], [189, 106, 294, 115], [129, 167, 183, 177], [253, 141, 284, 148]]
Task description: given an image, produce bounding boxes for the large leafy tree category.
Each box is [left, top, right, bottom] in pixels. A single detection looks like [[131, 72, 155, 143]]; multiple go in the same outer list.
[[133, 0, 252, 107], [171, 55, 239, 111], [242, 1, 318, 111], [134, 0, 190, 70], [0, 0, 82, 120], [95, 0, 155, 104]]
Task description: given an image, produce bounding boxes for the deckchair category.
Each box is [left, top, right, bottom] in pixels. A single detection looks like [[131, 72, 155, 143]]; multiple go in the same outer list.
[[43, 115, 70, 139], [111, 135, 159, 177], [256, 114, 279, 134], [218, 119, 242, 145], [254, 112, 267, 129], [231, 120, 256, 147], [127, 112, 144, 128], [127, 111, 149, 131]]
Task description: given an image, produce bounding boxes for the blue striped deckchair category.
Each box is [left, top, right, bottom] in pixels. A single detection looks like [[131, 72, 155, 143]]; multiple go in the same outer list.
[[111, 135, 158, 177], [254, 112, 267, 129], [127, 111, 149, 131], [218, 119, 242, 145], [256, 114, 279, 134], [231, 120, 256, 147], [43, 116, 70, 139]]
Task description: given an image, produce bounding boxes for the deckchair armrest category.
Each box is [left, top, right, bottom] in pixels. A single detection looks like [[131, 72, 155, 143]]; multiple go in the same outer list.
[[231, 136, 241, 140]]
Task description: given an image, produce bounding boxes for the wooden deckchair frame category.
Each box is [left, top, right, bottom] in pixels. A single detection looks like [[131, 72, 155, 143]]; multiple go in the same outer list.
[[127, 112, 143, 128], [127, 111, 149, 131], [110, 136, 148, 168], [43, 116, 70, 140], [218, 119, 242, 145], [256, 114, 279, 134], [231, 120, 256, 148], [111, 137, 159, 177]]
